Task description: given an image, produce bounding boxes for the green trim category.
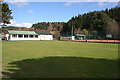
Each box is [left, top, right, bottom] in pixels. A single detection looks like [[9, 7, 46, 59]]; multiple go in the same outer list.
[[8, 30, 38, 35]]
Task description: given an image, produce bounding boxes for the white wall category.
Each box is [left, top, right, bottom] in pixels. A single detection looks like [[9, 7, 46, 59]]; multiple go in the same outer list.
[[5, 34, 9, 40], [39, 35, 53, 40], [9, 34, 53, 41], [9, 34, 39, 41], [10, 36, 39, 41], [71, 36, 75, 40]]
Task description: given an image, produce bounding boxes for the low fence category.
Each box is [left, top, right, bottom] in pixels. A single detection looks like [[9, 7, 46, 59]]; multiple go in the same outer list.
[[71, 40, 120, 43], [60, 37, 71, 41]]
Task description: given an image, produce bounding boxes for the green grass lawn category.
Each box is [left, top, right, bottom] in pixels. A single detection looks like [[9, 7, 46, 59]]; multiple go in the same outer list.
[[2, 41, 119, 78]]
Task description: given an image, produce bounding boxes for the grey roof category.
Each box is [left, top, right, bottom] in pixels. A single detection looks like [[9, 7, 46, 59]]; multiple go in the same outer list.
[[35, 31, 52, 35]]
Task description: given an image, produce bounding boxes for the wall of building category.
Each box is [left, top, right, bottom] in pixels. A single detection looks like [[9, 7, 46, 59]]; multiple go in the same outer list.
[[5, 34, 9, 40], [8, 34, 53, 41], [39, 35, 53, 40], [9, 34, 39, 41]]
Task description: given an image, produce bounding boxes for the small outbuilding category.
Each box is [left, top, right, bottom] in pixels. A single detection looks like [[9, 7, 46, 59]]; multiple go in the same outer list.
[[75, 34, 86, 40], [35, 31, 53, 40]]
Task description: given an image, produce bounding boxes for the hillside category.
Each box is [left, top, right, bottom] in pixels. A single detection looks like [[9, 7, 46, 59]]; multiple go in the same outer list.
[[61, 7, 120, 40], [31, 22, 66, 32]]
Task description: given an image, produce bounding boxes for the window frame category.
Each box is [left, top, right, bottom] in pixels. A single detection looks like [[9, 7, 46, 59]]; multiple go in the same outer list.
[[18, 34, 23, 38]]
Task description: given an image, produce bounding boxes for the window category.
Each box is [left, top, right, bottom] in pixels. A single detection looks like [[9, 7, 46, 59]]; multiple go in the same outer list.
[[18, 35, 23, 38], [35, 35, 38, 38], [12, 34, 17, 38], [30, 35, 33, 38], [24, 35, 28, 38]]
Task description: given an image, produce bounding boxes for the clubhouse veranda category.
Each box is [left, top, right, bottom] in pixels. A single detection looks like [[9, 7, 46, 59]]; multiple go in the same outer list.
[[4, 30, 53, 41]]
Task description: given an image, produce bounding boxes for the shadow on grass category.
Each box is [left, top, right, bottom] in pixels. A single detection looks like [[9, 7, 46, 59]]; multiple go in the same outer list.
[[2, 57, 118, 78]]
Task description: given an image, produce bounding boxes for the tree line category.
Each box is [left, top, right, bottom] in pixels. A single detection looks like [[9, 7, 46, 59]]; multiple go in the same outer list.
[[31, 22, 66, 32], [61, 7, 120, 39]]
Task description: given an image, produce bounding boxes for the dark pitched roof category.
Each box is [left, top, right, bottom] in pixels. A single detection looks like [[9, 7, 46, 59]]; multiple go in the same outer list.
[[35, 31, 52, 35]]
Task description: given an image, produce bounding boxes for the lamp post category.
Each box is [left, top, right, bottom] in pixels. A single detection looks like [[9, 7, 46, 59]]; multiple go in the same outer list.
[[71, 25, 75, 40], [71, 25, 73, 36]]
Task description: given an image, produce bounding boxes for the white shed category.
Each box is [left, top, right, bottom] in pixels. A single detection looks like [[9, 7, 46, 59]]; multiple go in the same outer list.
[[35, 31, 53, 40]]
